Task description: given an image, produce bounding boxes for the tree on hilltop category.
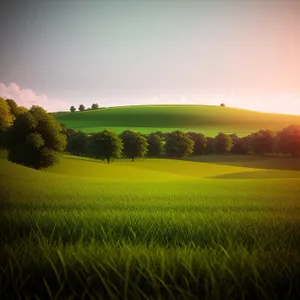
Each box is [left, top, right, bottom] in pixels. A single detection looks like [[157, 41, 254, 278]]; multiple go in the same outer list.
[[79, 104, 85, 111], [89, 130, 123, 163], [91, 103, 99, 110], [5, 105, 67, 169], [70, 106, 76, 112], [120, 130, 148, 161]]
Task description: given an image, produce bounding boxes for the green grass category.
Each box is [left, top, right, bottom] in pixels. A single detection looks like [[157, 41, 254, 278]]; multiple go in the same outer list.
[[55, 105, 300, 135], [1, 152, 300, 299]]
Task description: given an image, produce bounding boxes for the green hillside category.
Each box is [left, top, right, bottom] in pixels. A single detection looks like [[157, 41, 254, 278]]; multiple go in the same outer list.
[[55, 105, 300, 135], [1, 152, 300, 299]]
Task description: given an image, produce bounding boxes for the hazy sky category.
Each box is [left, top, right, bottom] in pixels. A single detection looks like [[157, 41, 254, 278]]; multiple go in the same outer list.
[[0, 0, 299, 113]]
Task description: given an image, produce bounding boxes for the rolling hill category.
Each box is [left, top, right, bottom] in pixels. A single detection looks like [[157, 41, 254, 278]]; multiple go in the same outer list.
[[54, 105, 300, 136]]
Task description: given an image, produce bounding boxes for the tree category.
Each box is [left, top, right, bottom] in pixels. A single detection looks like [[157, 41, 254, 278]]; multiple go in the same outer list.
[[165, 130, 194, 158], [229, 134, 249, 154], [0, 97, 14, 131], [213, 133, 233, 154], [220, 103, 225, 107], [0, 98, 14, 148], [91, 103, 99, 110], [5, 105, 67, 169], [147, 133, 163, 157], [205, 137, 214, 154], [119, 130, 148, 161], [249, 129, 275, 155], [187, 132, 207, 155], [67, 131, 89, 156], [70, 106, 76, 113], [277, 125, 300, 157], [5, 99, 28, 118], [89, 130, 123, 163], [78, 104, 85, 111]]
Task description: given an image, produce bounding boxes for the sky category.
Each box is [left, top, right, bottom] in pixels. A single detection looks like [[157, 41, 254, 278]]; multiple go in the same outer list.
[[0, 0, 299, 114]]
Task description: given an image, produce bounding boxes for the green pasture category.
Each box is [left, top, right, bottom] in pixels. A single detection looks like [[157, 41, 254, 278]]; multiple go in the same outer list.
[[54, 105, 300, 135], [1, 152, 300, 299]]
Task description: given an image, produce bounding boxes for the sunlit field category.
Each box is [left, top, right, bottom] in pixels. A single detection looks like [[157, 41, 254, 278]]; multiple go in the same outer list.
[[1, 151, 300, 299], [54, 105, 300, 136]]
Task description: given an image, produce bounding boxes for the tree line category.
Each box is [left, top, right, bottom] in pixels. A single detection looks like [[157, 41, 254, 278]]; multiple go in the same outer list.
[[65, 126, 300, 163], [1, 98, 300, 170], [70, 103, 105, 112]]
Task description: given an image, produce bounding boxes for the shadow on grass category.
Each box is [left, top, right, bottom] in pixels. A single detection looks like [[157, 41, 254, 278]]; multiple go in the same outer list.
[[210, 170, 300, 179], [184, 155, 300, 171]]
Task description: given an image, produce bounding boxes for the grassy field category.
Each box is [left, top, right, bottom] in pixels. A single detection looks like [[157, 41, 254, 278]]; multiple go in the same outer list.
[[54, 105, 300, 135], [1, 152, 300, 299]]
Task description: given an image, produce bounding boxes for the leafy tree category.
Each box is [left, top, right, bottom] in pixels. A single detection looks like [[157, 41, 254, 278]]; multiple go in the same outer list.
[[165, 130, 194, 158], [249, 129, 275, 155], [213, 133, 233, 154], [220, 103, 225, 107], [205, 137, 214, 154], [187, 132, 207, 155], [120, 130, 148, 161], [0, 98, 14, 148], [78, 104, 85, 111], [67, 131, 89, 156], [70, 106, 76, 113], [229, 134, 249, 154], [147, 133, 163, 157], [5, 99, 28, 118], [89, 130, 123, 163], [277, 125, 300, 157], [5, 105, 67, 169], [5, 99, 18, 117], [91, 103, 99, 110], [0, 97, 14, 131]]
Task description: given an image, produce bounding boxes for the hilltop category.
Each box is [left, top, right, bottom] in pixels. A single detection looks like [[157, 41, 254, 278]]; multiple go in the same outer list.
[[54, 105, 300, 136]]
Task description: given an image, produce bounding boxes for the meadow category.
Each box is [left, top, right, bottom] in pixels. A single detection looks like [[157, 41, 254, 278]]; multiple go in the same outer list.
[[1, 150, 300, 299], [54, 105, 300, 135]]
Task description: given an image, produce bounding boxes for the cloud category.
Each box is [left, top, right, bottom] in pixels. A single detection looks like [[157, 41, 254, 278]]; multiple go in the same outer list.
[[0, 82, 68, 112]]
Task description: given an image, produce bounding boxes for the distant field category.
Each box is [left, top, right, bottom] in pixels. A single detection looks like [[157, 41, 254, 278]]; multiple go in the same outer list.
[[54, 105, 300, 135], [1, 152, 300, 299]]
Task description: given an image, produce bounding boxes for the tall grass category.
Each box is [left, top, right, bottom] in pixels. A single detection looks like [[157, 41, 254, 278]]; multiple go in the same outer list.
[[1, 155, 300, 299]]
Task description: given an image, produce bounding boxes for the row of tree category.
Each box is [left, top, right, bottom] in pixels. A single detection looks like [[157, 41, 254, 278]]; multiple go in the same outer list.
[[70, 103, 101, 112], [65, 125, 300, 163]]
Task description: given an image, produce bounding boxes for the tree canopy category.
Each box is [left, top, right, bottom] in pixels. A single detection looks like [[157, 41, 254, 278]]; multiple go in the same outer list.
[[67, 131, 89, 156], [165, 130, 194, 158], [89, 130, 123, 163], [119, 130, 148, 161], [146, 133, 163, 157], [249, 130, 275, 155], [187, 132, 206, 155], [213, 133, 233, 154], [277, 125, 300, 157], [70, 106, 76, 113], [78, 104, 85, 111], [91, 103, 99, 110], [5, 105, 67, 169]]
